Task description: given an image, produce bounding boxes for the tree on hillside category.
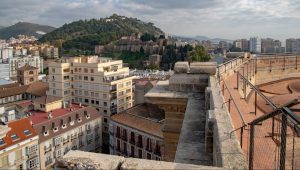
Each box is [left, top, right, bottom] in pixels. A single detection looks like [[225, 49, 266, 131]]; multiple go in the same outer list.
[[190, 45, 211, 62], [140, 33, 156, 42]]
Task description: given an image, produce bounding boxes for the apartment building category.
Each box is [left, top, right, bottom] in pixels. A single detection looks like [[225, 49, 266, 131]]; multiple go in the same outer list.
[[0, 118, 40, 170], [8, 55, 43, 79], [250, 37, 261, 53], [17, 64, 39, 85], [110, 103, 164, 161], [28, 95, 102, 169], [41, 46, 59, 59], [47, 56, 134, 151]]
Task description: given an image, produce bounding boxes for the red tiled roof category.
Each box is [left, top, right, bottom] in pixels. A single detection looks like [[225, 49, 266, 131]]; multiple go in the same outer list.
[[134, 79, 158, 86], [16, 100, 33, 107], [29, 104, 84, 125], [28, 104, 101, 143], [0, 118, 37, 150], [0, 81, 48, 98], [111, 104, 164, 138], [17, 64, 38, 71]]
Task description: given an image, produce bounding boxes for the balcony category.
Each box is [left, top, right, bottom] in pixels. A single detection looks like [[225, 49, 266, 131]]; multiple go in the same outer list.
[[146, 146, 152, 152], [71, 133, 77, 140], [154, 147, 161, 156], [137, 142, 143, 148], [122, 135, 128, 142], [110, 95, 117, 100], [45, 158, 53, 167], [129, 138, 135, 145], [63, 137, 70, 145], [44, 145, 52, 154]]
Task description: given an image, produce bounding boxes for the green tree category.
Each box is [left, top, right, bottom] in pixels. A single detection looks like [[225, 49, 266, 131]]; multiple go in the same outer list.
[[190, 45, 211, 62]]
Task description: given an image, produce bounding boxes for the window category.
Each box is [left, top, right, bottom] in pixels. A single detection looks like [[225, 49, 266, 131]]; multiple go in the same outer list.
[[104, 118, 108, 123], [96, 101, 99, 105], [28, 157, 39, 169], [131, 146, 135, 157], [54, 137, 62, 146], [63, 75, 70, 80], [11, 134, 19, 141], [104, 110, 107, 114], [84, 68, 88, 73], [75, 68, 78, 72], [24, 129, 32, 136], [117, 140, 120, 150], [52, 68, 55, 73], [90, 69, 94, 73], [104, 102, 107, 106], [91, 100, 95, 104], [138, 149, 143, 158], [85, 99, 89, 103], [90, 77, 94, 81], [27, 145, 38, 155], [53, 90, 56, 95], [84, 76, 88, 81], [55, 149, 62, 158], [78, 68, 82, 72], [146, 153, 152, 160]]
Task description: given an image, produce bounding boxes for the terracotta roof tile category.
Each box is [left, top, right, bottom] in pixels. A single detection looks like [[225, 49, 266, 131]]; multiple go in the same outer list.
[[0, 118, 37, 150], [26, 82, 49, 97]]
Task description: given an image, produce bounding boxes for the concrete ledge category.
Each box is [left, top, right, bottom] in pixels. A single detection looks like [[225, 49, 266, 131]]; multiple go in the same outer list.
[[57, 151, 223, 170], [174, 62, 190, 73], [190, 62, 217, 75]]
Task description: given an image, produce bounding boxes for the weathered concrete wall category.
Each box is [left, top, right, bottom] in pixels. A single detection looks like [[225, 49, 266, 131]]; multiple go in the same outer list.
[[205, 76, 248, 169], [57, 150, 223, 170]]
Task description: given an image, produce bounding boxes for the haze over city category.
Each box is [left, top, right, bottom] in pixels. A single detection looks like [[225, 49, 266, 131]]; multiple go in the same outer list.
[[1, 0, 300, 40]]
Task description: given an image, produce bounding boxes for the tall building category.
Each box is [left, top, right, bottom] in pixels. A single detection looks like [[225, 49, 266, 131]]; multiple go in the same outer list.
[[110, 103, 164, 160], [1, 47, 13, 61], [234, 39, 249, 52], [28, 95, 102, 169], [286, 38, 300, 53], [0, 118, 40, 170], [47, 56, 134, 151], [261, 38, 275, 53], [249, 37, 261, 53], [8, 55, 43, 80]]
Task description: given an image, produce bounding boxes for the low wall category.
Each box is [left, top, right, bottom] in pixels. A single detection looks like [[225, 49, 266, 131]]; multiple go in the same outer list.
[[206, 76, 248, 169]]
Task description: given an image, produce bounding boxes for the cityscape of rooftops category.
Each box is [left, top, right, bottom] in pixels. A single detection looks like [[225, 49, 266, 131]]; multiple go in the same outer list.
[[0, 0, 299, 170]]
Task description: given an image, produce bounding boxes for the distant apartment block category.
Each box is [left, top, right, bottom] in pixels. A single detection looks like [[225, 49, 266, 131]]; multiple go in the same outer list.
[[27, 96, 102, 169], [41, 46, 59, 59], [8, 55, 43, 80], [250, 37, 261, 53], [0, 118, 40, 170], [110, 103, 164, 160], [286, 38, 300, 53]]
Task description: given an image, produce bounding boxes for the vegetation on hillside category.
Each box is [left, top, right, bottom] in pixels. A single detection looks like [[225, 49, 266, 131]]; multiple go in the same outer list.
[[190, 45, 211, 62], [102, 51, 148, 69], [0, 22, 56, 39], [39, 14, 164, 55]]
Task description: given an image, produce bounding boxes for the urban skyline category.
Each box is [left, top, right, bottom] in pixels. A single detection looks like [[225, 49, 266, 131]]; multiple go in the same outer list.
[[0, 0, 300, 41]]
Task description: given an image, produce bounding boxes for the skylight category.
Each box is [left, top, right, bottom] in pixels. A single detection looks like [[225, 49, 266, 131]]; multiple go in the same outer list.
[[0, 139, 5, 146], [24, 129, 32, 136], [11, 134, 19, 141]]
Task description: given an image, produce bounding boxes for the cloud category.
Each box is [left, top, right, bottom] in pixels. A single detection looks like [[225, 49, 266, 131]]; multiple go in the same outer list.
[[0, 0, 300, 40]]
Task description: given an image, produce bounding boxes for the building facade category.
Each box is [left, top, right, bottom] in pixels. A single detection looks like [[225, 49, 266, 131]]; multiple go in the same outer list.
[[17, 64, 39, 85], [286, 38, 300, 53], [47, 56, 134, 151], [0, 118, 40, 170], [28, 96, 102, 169], [8, 55, 43, 79], [249, 37, 261, 53], [110, 104, 164, 161]]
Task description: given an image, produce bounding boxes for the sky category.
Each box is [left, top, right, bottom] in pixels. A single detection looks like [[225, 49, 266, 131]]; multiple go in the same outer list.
[[1, 0, 300, 40]]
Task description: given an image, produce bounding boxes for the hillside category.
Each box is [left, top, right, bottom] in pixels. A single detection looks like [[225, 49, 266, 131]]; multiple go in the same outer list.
[[39, 14, 164, 54], [0, 22, 56, 39]]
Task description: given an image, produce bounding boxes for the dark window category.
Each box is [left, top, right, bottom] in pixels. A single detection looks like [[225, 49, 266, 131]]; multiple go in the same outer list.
[[138, 149, 142, 158], [147, 153, 151, 160], [104, 118, 108, 123], [85, 99, 89, 103], [130, 146, 135, 157]]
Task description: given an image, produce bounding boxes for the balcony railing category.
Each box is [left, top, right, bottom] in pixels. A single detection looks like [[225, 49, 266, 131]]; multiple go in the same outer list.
[[44, 145, 52, 153], [71, 133, 77, 140], [45, 159, 53, 166], [146, 145, 152, 152], [63, 137, 70, 144], [130, 138, 135, 145], [122, 135, 128, 141], [137, 142, 143, 148]]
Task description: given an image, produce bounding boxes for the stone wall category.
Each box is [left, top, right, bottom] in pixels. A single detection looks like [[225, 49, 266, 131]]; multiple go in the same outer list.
[[57, 150, 223, 170], [205, 76, 248, 169]]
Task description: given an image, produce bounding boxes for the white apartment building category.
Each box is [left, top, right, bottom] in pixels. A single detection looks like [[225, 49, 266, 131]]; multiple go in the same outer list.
[[47, 56, 134, 149], [0, 64, 10, 79], [8, 55, 43, 79], [1, 47, 13, 61], [250, 37, 262, 53], [0, 118, 40, 170]]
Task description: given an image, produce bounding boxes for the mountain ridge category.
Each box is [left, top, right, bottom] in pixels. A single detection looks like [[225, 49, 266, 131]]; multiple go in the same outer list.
[[0, 22, 56, 39]]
